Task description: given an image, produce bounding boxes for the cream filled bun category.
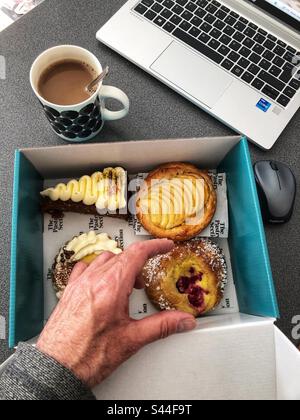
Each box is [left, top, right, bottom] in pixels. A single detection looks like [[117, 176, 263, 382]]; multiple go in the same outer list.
[[52, 231, 122, 299]]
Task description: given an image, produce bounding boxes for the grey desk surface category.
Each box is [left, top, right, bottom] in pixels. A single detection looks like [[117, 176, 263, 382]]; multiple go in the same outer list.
[[0, 0, 299, 362]]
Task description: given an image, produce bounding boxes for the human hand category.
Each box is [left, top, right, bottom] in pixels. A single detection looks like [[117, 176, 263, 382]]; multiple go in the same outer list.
[[37, 239, 196, 388]]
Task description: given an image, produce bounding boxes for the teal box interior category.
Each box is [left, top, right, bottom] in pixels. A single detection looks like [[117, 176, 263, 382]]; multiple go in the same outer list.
[[9, 137, 279, 348]]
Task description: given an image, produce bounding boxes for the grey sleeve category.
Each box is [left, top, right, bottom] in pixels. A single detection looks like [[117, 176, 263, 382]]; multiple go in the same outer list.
[[0, 343, 95, 400]]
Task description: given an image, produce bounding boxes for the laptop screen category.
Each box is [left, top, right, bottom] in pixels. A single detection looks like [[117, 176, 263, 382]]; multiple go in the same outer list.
[[247, 0, 300, 31]]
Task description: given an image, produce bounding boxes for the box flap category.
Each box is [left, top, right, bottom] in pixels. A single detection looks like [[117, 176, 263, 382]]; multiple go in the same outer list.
[[9, 151, 44, 348], [94, 315, 277, 400], [275, 327, 300, 400], [220, 138, 279, 318]]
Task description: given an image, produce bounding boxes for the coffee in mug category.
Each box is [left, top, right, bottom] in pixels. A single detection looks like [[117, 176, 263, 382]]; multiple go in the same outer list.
[[38, 59, 96, 106], [30, 45, 130, 142]]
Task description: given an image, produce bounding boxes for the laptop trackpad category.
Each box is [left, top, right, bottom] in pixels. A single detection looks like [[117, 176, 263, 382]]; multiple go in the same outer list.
[[151, 42, 233, 109]]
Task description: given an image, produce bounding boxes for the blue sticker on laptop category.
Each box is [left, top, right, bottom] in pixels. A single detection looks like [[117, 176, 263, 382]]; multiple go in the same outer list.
[[256, 98, 271, 112]]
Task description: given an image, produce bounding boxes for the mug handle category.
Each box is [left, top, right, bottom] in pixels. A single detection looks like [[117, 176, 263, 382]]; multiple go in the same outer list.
[[100, 85, 130, 121]]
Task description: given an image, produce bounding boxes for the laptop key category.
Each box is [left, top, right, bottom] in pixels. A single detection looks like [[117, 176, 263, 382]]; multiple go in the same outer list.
[[249, 52, 260, 64], [173, 28, 224, 64], [264, 39, 275, 50], [173, 4, 184, 14], [208, 39, 221, 49], [214, 19, 226, 30], [241, 71, 254, 83], [238, 57, 250, 69], [235, 21, 246, 32], [198, 32, 210, 44], [280, 70, 292, 84], [240, 47, 251, 58], [243, 37, 255, 48], [290, 78, 300, 91], [258, 28, 267, 36], [161, 8, 172, 18], [283, 62, 293, 72], [201, 22, 212, 33], [269, 65, 281, 77], [220, 34, 231, 45], [135, 4, 147, 14], [273, 56, 285, 68], [206, 4, 217, 14], [233, 32, 245, 42], [163, 0, 175, 8], [225, 16, 236, 26], [254, 33, 265, 44], [260, 59, 271, 71], [205, 13, 216, 24], [210, 28, 222, 39], [142, 0, 155, 6], [170, 15, 182, 25], [154, 16, 166, 26], [231, 65, 244, 77], [258, 70, 285, 91], [219, 45, 230, 56], [230, 11, 239, 19], [223, 26, 235, 36], [180, 20, 192, 30], [152, 3, 164, 12], [251, 78, 264, 90], [239, 17, 249, 25], [163, 21, 176, 32], [287, 46, 296, 54], [228, 51, 240, 63], [195, 8, 206, 18], [182, 10, 193, 20], [268, 34, 277, 42], [274, 45, 285, 56], [186, 1, 197, 12], [221, 5, 230, 13], [191, 16, 202, 27], [244, 27, 255, 38], [263, 50, 275, 61], [145, 10, 157, 20], [215, 9, 226, 19], [277, 95, 290, 107], [176, 0, 188, 5], [197, 0, 208, 6], [229, 40, 242, 51], [283, 86, 296, 98], [277, 40, 286, 48], [189, 26, 201, 37], [283, 51, 296, 63], [262, 85, 279, 100], [221, 59, 234, 70], [248, 63, 260, 75], [249, 22, 258, 30], [253, 44, 264, 55]]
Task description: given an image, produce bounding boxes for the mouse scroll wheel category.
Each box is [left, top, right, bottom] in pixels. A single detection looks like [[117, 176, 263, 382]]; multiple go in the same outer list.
[[270, 161, 279, 171]]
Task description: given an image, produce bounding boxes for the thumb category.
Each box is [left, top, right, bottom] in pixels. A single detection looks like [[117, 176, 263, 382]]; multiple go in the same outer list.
[[132, 311, 196, 347]]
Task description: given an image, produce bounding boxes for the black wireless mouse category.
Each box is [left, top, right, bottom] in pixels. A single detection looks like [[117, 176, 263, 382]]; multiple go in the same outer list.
[[254, 161, 296, 224]]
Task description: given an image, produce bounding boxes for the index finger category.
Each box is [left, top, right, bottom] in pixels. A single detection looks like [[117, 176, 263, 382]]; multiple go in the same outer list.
[[91, 239, 174, 293]]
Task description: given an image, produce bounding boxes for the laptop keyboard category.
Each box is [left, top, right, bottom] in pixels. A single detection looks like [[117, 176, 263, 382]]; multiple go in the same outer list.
[[133, 0, 300, 108]]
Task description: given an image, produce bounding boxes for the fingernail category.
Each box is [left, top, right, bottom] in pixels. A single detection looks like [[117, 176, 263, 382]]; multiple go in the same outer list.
[[177, 318, 197, 333]]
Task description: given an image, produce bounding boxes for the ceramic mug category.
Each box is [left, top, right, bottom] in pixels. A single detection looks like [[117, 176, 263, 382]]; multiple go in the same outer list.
[[30, 45, 130, 142]]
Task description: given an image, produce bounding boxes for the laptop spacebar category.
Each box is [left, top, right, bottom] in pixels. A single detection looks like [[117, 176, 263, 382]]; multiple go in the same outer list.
[[173, 29, 223, 65]]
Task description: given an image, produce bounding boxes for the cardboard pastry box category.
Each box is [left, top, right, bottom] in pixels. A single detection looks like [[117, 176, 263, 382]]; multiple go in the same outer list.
[[7, 136, 300, 400]]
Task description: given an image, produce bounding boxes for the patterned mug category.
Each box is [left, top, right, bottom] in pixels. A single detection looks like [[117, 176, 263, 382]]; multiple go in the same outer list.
[[30, 45, 130, 142]]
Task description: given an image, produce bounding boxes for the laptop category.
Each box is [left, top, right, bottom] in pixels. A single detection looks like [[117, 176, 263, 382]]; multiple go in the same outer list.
[[97, 0, 300, 149]]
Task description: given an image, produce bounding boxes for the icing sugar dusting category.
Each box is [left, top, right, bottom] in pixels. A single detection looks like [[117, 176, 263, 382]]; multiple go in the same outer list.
[[143, 238, 228, 296]]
